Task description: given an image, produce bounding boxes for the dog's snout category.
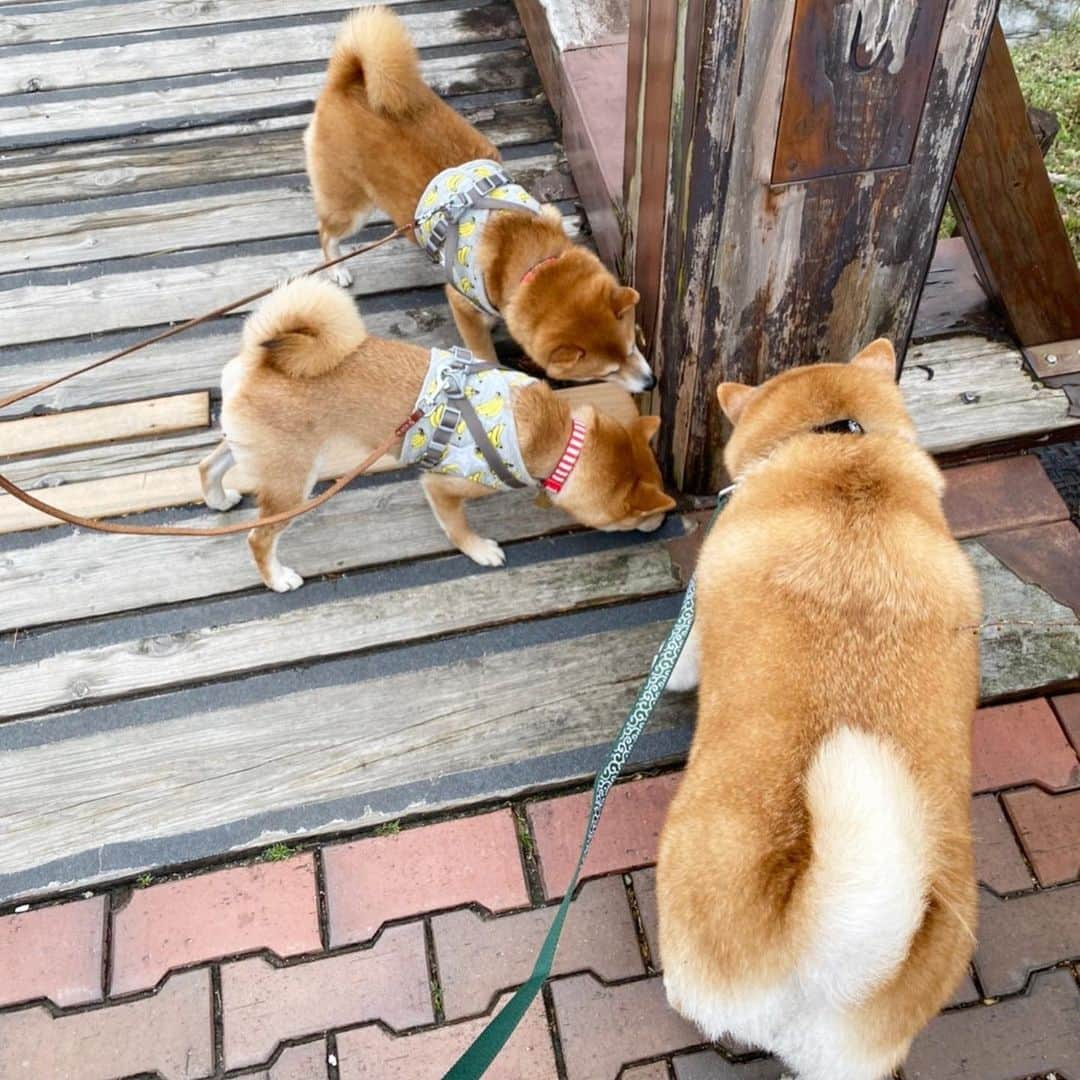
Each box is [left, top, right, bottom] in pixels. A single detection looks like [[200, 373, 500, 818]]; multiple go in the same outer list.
[[640, 370, 657, 391]]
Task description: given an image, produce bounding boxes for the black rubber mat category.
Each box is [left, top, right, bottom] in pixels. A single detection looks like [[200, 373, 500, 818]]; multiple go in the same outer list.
[[1036, 440, 1080, 519]]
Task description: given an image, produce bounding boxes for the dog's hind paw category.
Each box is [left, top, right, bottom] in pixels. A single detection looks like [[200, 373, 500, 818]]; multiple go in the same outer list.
[[205, 487, 242, 512], [267, 566, 304, 592], [329, 265, 353, 289], [464, 537, 506, 568]]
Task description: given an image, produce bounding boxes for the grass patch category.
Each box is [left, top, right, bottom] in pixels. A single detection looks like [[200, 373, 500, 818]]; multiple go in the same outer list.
[[1012, 13, 1080, 255], [258, 842, 296, 862], [374, 819, 401, 838], [134, 873, 153, 889]]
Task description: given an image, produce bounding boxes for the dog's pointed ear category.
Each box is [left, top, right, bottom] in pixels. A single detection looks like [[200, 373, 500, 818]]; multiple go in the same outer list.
[[548, 345, 586, 378], [716, 382, 755, 424], [611, 285, 640, 319], [636, 414, 661, 445], [850, 338, 896, 379], [631, 483, 676, 515]]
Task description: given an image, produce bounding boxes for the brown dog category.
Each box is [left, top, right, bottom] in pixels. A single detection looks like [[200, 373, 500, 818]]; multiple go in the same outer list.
[[304, 6, 654, 391], [198, 277, 674, 591], [657, 342, 981, 1079]]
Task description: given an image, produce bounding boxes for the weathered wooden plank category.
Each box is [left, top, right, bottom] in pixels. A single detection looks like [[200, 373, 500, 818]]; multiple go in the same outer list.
[[911, 237, 998, 341], [0, 0, 415, 47], [0, 477, 572, 633], [970, 540, 1080, 701], [0, 5, 522, 96], [0, 46, 536, 150], [0, 545, 680, 720], [0, 620, 687, 899], [0, 151, 571, 273], [0, 381, 636, 533], [899, 336, 1076, 453], [950, 22, 1080, 346], [0, 393, 208, 458], [631, 0, 998, 491], [0, 99, 557, 209], [0, 213, 583, 347]]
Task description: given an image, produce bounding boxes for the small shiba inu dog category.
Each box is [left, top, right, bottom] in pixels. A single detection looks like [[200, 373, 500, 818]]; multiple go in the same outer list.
[[303, 6, 654, 392], [199, 277, 674, 591], [657, 342, 981, 1080]]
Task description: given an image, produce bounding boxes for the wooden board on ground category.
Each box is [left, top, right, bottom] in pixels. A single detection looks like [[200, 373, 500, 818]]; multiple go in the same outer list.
[[0, 393, 208, 458], [0, 381, 636, 534], [0, 544, 681, 720]]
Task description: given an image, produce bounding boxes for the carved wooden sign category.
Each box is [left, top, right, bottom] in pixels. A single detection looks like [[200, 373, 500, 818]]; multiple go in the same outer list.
[[773, 0, 950, 183]]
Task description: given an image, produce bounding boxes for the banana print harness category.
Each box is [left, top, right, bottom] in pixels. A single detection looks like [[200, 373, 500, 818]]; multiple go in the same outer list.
[[414, 159, 542, 318], [401, 347, 535, 491]]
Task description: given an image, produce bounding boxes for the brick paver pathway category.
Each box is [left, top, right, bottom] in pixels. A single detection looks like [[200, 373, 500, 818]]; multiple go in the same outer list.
[[0, 694, 1077, 1079]]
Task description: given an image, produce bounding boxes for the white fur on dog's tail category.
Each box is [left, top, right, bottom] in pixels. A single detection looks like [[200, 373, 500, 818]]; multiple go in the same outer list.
[[327, 6, 424, 116], [244, 277, 367, 380], [798, 727, 932, 1007]]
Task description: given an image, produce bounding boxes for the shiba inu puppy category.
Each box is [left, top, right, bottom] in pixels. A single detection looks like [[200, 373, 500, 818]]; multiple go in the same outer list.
[[657, 342, 981, 1080], [199, 277, 674, 591], [303, 6, 654, 391]]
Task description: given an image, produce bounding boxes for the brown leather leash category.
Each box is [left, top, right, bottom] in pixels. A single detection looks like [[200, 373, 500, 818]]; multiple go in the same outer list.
[[0, 223, 420, 538]]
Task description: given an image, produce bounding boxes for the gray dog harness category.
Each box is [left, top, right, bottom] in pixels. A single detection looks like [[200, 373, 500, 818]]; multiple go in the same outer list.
[[401, 347, 536, 491], [414, 159, 542, 318]]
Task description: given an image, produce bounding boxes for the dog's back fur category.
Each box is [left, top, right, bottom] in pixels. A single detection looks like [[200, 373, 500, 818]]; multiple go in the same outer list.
[[657, 344, 981, 1080]]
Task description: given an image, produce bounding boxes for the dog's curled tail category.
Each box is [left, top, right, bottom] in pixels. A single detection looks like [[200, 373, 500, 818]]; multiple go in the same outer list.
[[327, 6, 424, 116], [245, 277, 367, 379], [798, 727, 933, 1007]]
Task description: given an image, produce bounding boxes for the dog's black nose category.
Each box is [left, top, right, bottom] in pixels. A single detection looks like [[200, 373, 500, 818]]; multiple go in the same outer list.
[[641, 370, 657, 391]]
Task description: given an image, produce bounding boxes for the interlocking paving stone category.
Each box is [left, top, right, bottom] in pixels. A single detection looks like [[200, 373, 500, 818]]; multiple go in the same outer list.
[[220, 923, 432, 1070], [1003, 787, 1080, 885], [0, 895, 104, 1008], [323, 811, 528, 946], [1053, 692, 1080, 749], [255, 1039, 329, 1079], [942, 456, 1068, 539], [552, 973, 707, 1079], [673, 1052, 788, 1079], [111, 855, 321, 994], [0, 968, 213, 1080], [905, 969, 1080, 1079], [529, 774, 680, 898], [972, 699, 1079, 793], [971, 794, 1034, 893], [975, 884, 1080, 996], [432, 875, 643, 1020], [948, 971, 981, 1008], [982, 520, 1080, 613], [632, 868, 660, 965], [624, 1063, 674, 1080], [336, 994, 558, 1078]]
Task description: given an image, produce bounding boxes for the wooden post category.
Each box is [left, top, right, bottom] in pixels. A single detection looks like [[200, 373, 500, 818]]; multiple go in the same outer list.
[[950, 21, 1080, 348], [625, 0, 998, 493]]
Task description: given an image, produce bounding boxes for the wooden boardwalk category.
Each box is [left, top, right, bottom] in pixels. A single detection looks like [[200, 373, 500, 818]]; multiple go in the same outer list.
[[0, 0, 1077, 903]]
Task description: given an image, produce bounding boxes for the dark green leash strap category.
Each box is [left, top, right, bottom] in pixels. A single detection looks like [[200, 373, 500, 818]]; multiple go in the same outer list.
[[442, 491, 732, 1079]]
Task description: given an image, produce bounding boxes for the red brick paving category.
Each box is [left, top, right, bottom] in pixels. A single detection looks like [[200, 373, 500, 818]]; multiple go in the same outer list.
[[905, 968, 1080, 1079], [1053, 692, 1080, 749], [336, 995, 558, 1078], [111, 855, 321, 994], [323, 810, 528, 946], [0, 895, 104, 1008], [1004, 787, 1080, 885], [971, 699, 1079, 793], [3, 697, 1080, 1078], [552, 973, 706, 1079], [0, 968, 212, 1080], [981, 519, 1080, 613], [971, 793, 1034, 893], [941, 456, 1069, 539], [975, 885, 1080, 996], [220, 923, 432, 1069], [431, 875, 643, 1020], [528, 773, 680, 898]]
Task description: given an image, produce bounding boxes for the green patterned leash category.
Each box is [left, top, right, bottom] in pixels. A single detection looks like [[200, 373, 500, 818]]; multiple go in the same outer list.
[[442, 487, 733, 1080]]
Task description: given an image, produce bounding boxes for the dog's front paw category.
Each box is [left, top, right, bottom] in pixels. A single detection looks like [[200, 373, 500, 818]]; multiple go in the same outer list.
[[205, 487, 242, 512], [267, 566, 304, 592], [330, 265, 353, 288], [463, 537, 506, 567]]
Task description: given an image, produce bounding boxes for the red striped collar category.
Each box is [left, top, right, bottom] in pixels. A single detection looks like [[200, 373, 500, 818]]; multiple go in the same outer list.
[[541, 419, 586, 493], [520, 253, 561, 287]]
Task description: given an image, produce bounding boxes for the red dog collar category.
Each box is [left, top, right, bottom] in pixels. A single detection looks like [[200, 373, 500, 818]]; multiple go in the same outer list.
[[542, 419, 586, 493], [520, 253, 561, 287]]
